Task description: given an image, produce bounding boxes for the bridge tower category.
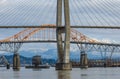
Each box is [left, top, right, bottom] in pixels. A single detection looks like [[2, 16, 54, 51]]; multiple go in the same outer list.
[[56, 0, 72, 70]]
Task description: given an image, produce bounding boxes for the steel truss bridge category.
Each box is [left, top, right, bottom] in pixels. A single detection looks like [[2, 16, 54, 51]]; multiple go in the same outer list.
[[0, 25, 119, 59]]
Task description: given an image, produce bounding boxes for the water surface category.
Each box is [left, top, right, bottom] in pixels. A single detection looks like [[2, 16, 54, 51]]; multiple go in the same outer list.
[[0, 67, 120, 79]]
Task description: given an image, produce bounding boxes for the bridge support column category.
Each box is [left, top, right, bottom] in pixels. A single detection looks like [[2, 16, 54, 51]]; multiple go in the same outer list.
[[104, 59, 112, 67], [56, 63, 72, 70], [13, 53, 20, 70], [107, 59, 112, 67], [6, 64, 10, 69], [56, 0, 72, 70], [80, 51, 88, 68]]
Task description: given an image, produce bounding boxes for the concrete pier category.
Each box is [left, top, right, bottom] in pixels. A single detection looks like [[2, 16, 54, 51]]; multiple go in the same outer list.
[[104, 59, 112, 67], [6, 64, 10, 69], [80, 51, 88, 68], [56, 63, 72, 70], [13, 53, 20, 70], [56, 0, 72, 70]]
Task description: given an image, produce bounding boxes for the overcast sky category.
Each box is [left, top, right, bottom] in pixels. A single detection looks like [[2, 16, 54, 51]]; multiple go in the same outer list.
[[0, 0, 120, 53]]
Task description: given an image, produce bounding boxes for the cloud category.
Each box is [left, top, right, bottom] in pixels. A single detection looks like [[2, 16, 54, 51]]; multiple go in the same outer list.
[[88, 51, 100, 56], [21, 47, 49, 53], [101, 39, 114, 43], [70, 44, 79, 52], [0, 0, 120, 26], [0, 51, 9, 54], [75, 28, 120, 43], [0, 0, 7, 4], [19, 43, 57, 51], [70, 0, 120, 26]]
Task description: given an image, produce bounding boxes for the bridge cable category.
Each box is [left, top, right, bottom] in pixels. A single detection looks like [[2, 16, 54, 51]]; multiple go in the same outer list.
[[74, 0, 91, 26]]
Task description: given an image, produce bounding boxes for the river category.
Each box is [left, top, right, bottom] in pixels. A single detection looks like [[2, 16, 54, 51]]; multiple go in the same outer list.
[[0, 67, 120, 79]]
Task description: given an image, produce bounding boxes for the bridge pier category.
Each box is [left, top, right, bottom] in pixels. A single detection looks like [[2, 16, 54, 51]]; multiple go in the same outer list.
[[80, 51, 88, 68], [104, 59, 112, 67], [56, 29, 72, 70], [6, 64, 10, 69], [56, 63, 72, 70], [56, 0, 72, 70], [13, 53, 20, 70]]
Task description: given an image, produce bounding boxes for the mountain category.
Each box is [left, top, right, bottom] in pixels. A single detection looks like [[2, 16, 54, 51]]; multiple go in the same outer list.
[[1, 49, 102, 60], [4, 55, 32, 65], [0, 55, 56, 65], [19, 49, 81, 60], [0, 49, 119, 65], [1, 49, 117, 62], [19, 49, 58, 59]]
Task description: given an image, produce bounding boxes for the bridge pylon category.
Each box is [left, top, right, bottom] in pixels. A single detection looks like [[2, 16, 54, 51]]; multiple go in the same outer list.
[[56, 0, 72, 70]]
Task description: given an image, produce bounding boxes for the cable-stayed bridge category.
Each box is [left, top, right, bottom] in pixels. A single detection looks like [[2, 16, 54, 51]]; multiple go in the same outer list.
[[0, 0, 120, 70]]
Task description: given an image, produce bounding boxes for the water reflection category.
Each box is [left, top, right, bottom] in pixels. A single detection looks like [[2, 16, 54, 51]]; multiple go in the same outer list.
[[57, 70, 71, 79], [32, 68, 41, 71], [13, 71, 20, 78], [0, 67, 120, 79], [81, 74, 88, 79], [81, 74, 87, 76]]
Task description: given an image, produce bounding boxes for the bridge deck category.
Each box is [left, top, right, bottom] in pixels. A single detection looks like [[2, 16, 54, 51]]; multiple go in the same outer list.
[[0, 40, 120, 46], [0, 26, 120, 29]]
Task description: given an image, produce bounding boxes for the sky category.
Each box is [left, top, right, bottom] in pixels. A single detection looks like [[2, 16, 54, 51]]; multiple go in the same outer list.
[[0, 0, 120, 55]]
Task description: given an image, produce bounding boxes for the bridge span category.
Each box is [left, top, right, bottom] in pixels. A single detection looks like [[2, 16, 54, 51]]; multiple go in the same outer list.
[[0, 26, 119, 52]]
